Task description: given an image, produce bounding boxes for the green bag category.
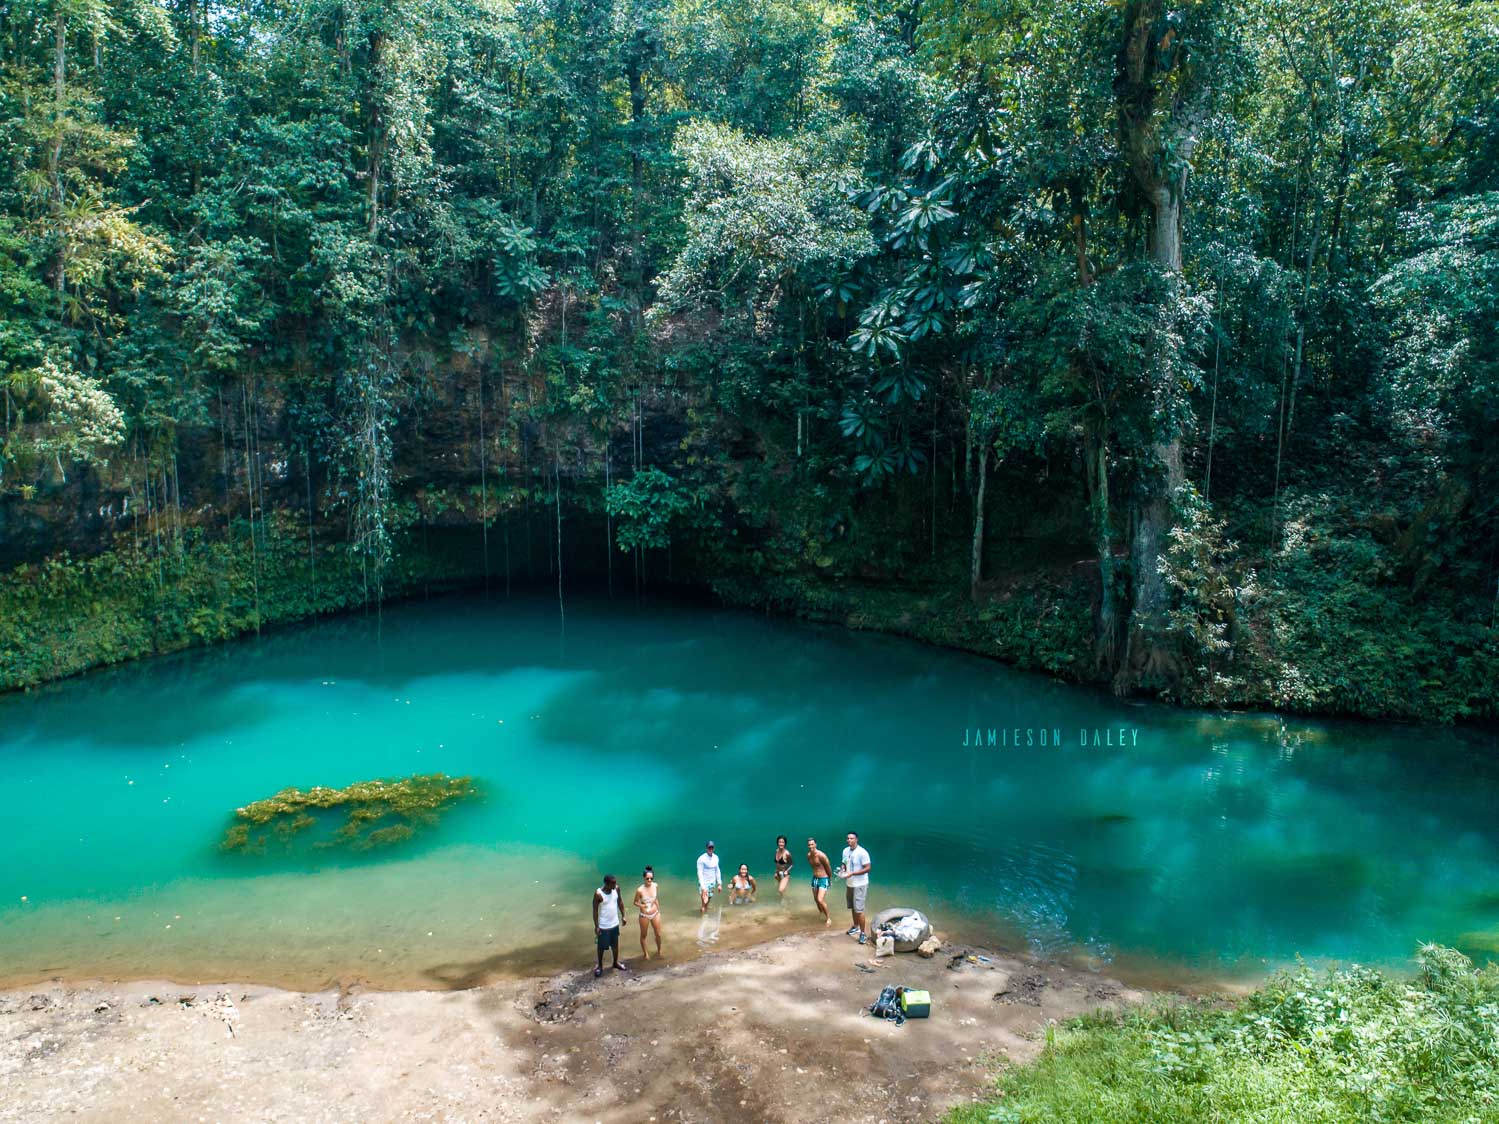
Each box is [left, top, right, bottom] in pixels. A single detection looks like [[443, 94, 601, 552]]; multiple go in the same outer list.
[[899, 988, 931, 1018]]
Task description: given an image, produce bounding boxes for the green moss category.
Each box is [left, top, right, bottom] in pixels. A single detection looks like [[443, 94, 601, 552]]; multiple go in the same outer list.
[[362, 824, 416, 848], [222, 773, 476, 854], [0, 514, 489, 693]]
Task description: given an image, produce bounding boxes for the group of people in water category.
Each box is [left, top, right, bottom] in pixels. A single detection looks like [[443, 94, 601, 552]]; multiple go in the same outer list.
[[590, 832, 874, 977]]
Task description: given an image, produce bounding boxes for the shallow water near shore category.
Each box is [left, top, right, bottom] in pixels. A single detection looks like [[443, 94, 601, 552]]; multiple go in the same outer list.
[[3, 589, 1498, 990]]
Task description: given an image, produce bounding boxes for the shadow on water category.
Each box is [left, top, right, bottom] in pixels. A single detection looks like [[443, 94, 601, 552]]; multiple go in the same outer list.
[[421, 933, 588, 990], [1, 587, 1091, 749]]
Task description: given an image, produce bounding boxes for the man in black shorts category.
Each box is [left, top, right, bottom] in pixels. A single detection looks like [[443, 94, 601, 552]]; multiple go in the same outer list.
[[592, 874, 628, 977]]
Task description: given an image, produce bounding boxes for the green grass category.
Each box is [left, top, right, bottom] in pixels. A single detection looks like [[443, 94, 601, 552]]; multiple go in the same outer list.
[[948, 945, 1499, 1124]]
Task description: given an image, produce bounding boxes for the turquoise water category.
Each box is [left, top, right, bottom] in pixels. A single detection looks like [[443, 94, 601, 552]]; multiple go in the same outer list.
[[2, 590, 1498, 990]]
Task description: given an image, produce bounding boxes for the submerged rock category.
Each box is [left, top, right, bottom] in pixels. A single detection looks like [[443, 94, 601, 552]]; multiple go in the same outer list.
[[221, 773, 476, 854]]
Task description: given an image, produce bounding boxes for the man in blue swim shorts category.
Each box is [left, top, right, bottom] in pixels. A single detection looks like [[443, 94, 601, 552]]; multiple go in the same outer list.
[[806, 837, 832, 926]]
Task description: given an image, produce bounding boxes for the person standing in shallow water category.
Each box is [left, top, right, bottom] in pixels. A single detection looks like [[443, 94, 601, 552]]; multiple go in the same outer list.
[[634, 866, 662, 960], [806, 838, 832, 925], [696, 840, 722, 914], [729, 863, 757, 904], [593, 874, 628, 977], [839, 831, 872, 944], [773, 835, 794, 899]]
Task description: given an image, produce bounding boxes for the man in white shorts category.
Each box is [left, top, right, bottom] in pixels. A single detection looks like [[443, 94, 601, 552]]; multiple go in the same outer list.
[[839, 831, 872, 944], [696, 840, 722, 914]]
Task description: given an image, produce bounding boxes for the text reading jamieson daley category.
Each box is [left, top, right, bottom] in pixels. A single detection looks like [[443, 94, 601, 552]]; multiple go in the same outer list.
[[962, 726, 1141, 748]]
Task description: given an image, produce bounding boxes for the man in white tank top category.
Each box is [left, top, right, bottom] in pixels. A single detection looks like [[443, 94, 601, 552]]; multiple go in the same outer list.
[[593, 874, 628, 977]]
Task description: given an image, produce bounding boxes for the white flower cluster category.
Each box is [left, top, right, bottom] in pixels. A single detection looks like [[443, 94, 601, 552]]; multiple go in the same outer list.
[[36, 357, 126, 466]]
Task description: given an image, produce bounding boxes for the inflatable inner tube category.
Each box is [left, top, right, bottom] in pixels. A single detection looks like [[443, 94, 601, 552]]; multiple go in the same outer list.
[[872, 906, 932, 953]]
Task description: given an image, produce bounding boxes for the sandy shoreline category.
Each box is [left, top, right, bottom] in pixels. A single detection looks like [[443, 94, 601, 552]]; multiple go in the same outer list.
[[0, 929, 1155, 1123]]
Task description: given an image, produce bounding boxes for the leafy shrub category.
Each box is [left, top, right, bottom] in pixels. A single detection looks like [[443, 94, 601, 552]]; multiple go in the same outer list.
[[1158, 485, 1259, 705], [604, 467, 699, 552], [1231, 495, 1499, 723]]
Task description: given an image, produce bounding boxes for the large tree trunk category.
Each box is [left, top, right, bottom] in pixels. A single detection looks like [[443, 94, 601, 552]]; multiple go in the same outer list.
[[1121, 432, 1184, 686], [1114, 3, 1202, 693], [1147, 185, 1182, 272], [1085, 421, 1123, 673], [1117, 189, 1188, 692], [1131, 187, 1186, 635], [970, 443, 988, 602]]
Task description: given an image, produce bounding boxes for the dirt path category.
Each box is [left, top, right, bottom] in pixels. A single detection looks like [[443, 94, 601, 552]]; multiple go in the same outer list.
[[0, 930, 1148, 1123]]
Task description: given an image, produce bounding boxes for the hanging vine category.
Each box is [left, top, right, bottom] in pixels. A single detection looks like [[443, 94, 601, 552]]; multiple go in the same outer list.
[[335, 343, 399, 606]]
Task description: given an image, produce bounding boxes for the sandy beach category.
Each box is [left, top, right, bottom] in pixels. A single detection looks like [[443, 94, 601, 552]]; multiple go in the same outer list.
[[0, 929, 1151, 1122]]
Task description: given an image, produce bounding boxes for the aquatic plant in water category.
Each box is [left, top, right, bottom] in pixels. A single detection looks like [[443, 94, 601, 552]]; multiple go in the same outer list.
[[222, 773, 476, 854]]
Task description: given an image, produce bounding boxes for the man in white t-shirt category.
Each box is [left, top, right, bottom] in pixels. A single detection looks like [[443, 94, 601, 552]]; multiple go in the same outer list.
[[696, 840, 722, 914], [839, 831, 872, 944]]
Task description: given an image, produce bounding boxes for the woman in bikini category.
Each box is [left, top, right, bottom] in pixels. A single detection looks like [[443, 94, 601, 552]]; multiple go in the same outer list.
[[773, 835, 794, 899], [634, 866, 663, 959], [729, 863, 757, 905]]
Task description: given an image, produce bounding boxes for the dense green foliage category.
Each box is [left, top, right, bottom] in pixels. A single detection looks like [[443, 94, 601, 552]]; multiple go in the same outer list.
[[949, 945, 1499, 1124], [0, 0, 1496, 719], [0, 516, 488, 689]]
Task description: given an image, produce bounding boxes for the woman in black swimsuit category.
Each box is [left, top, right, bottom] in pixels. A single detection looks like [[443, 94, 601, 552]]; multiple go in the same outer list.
[[773, 834, 794, 899]]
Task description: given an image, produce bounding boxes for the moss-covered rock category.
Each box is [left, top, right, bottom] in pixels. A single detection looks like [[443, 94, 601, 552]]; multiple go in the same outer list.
[[221, 773, 476, 854]]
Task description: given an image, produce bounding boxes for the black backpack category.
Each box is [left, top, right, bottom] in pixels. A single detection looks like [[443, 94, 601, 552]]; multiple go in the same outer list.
[[866, 984, 906, 1026]]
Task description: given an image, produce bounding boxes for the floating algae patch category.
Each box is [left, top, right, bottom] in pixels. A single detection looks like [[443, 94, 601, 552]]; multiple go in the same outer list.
[[221, 774, 477, 854]]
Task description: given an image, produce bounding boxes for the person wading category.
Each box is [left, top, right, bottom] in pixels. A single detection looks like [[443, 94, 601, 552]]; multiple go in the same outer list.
[[695, 840, 722, 914], [773, 834, 794, 900], [729, 863, 757, 905], [593, 874, 628, 977]]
